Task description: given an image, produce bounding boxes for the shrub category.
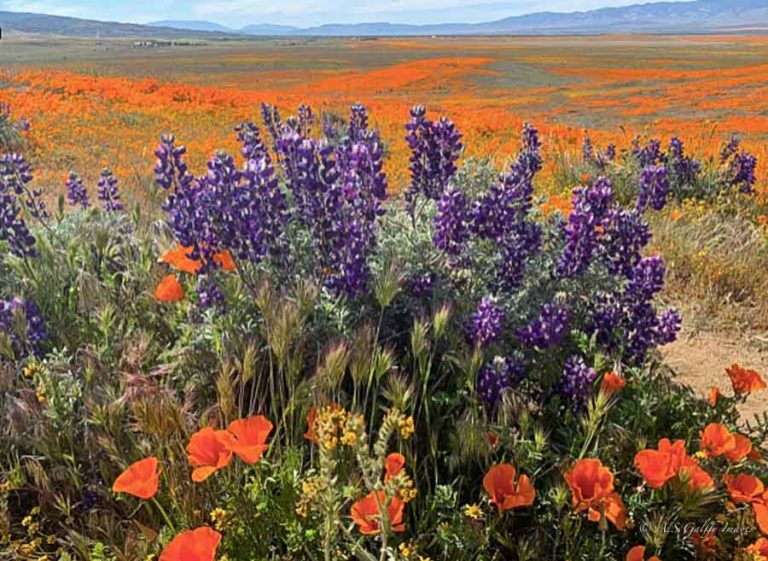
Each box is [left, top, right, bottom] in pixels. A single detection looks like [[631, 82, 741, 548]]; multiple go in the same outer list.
[[1, 103, 767, 561]]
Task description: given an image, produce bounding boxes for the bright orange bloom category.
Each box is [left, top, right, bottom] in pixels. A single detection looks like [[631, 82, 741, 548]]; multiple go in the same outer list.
[[626, 545, 661, 561], [160, 246, 201, 275], [708, 386, 721, 407], [754, 502, 768, 535], [586, 491, 628, 530], [634, 449, 677, 489], [565, 458, 615, 512], [350, 491, 405, 535], [155, 274, 185, 302], [186, 427, 234, 483], [482, 464, 536, 514], [725, 433, 753, 463], [112, 456, 160, 500], [747, 537, 768, 558], [700, 423, 737, 458], [227, 415, 273, 464], [385, 453, 406, 482], [724, 474, 765, 503], [160, 245, 236, 275], [726, 363, 767, 395], [601, 372, 626, 394], [304, 405, 318, 442], [679, 464, 714, 491], [159, 526, 221, 561]]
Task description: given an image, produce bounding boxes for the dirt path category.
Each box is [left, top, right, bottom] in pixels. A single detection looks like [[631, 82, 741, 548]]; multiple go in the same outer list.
[[662, 331, 768, 422]]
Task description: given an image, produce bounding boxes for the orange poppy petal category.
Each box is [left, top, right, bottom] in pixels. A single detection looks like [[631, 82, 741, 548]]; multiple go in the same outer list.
[[227, 415, 273, 464], [160, 245, 201, 275], [112, 457, 160, 500], [159, 526, 221, 561], [725, 434, 753, 463], [155, 274, 185, 302], [385, 453, 406, 481], [753, 502, 768, 535], [191, 466, 219, 483], [626, 545, 646, 561]]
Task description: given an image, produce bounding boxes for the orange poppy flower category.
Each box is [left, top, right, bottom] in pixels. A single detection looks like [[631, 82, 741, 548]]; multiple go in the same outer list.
[[726, 364, 767, 395], [112, 456, 160, 500], [708, 386, 721, 407], [700, 423, 737, 458], [564, 458, 614, 512], [747, 537, 768, 558], [160, 245, 201, 275], [601, 372, 626, 394], [754, 502, 768, 535], [625, 545, 661, 561], [227, 415, 273, 464], [350, 491, 405, 535], [724, 474, 765, 503], [679, 464, 714, 491], [159, 526, 222, 561], [186, 427, 234, 483], [155, 274, 185, 302], [586, 491, 628, 530], [385, 453, 406, 482], [725, 434, 753, 463], [160, 245, 236, 275], [634, 449, 676, 489], [657, 438, 691, 471], [482, 464, 536, 515]]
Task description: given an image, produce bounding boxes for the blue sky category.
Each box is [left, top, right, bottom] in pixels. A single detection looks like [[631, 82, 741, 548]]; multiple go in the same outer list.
[[0, 0, 688, 27]]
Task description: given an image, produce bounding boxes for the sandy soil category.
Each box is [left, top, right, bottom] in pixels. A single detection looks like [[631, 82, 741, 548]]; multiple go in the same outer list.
[[662, 331, 768, 422]]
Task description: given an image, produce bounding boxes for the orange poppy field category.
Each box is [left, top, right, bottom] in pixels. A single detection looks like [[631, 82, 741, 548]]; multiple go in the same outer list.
[[3, 31, 768, 561], [3, 34, 768, 198]]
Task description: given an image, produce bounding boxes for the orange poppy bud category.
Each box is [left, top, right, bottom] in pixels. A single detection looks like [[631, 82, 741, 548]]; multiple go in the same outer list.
[[601, 372, 626, 395], [112, 456, 160, 500], [350, 491, 405, 535], [384, 453, 406, 482], [708, 386, 721, 407], [159, 526, 221, 561]]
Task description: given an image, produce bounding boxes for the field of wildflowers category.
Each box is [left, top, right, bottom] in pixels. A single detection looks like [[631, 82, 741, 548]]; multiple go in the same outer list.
[[1, 34, 768, 561]]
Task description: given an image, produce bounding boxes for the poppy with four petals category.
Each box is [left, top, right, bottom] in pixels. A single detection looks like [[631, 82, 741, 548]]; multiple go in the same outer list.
[[350, 490, 405, 535], [186, 427, 235, 483], [155, 274, 184, 303], [482, 463, 536, 515], [227, 415, 273, 464]]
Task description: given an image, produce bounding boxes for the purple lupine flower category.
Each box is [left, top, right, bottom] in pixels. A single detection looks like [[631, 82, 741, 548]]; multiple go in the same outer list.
[[558, 356, 597, 412], [604, 144, 616, 162], [348, 103, 369, 142], [477, 355, 526, 413], [235, 122, 269, 162], [196, 277, 226, 310], [621, 255, 667, 363], [730, 150, 757, 194], [260, 103, 282, 153], [720, 135, 741, 164], [467, 297, 505, 348], [1, 153, 48, 221], [602, 208, 651, 278], [154, 134, 194, 191], [433, 185, 469, 260], [97, 168, 123, 212], [409, 273, 434, 298], [588, 292, 622, 348], [667, 137, 700, 187], [517, 302, 571, 349], [404, 106, 463, 210], [471, 123, 542, 291], [0, 297, 48, 358], [65, 171, 90, 209], [582, 134, 594, 163], [632, 137, 663, 167], [637, 165, 670, 212], [0, 155, 37, 258], [655, 308, 681, 345], [297, 103, 314, 136], [556, 177, 614, 278]]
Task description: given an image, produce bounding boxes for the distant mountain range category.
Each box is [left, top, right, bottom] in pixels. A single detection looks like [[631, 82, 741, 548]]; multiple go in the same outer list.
[[2, 0, 767, 39]]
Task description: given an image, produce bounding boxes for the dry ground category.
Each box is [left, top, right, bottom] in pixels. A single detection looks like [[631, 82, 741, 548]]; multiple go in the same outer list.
[[663, 330, 768, 422]]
